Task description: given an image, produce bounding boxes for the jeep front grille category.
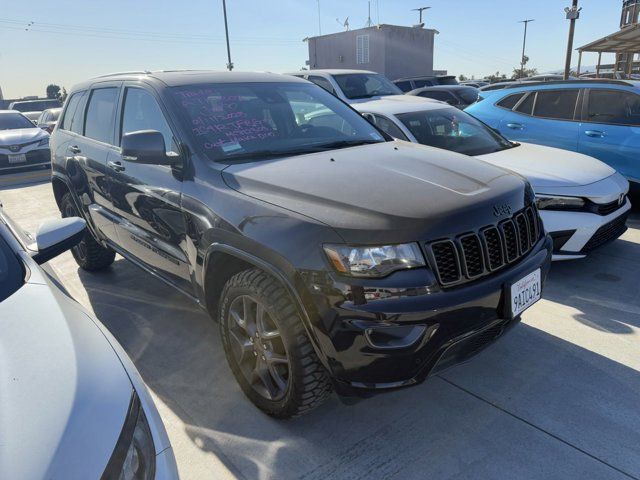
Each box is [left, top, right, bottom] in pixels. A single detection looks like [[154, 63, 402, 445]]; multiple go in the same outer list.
[[427, 205, 541, 287]]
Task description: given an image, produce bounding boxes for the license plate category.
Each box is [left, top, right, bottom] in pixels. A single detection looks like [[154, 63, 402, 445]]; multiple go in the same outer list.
[[509, 269, 541, 318], [8, 154, 26, 164]]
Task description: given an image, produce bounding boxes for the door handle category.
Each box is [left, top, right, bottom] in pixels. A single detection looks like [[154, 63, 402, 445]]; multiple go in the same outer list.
[[584, 130, 606, 138], [107, 160, 126, 172], [506, 123, 525, 130], [69, 145, 81, 154]]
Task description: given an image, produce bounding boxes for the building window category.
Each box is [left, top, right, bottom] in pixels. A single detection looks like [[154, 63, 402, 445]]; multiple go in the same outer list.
[[356, 35, 370, 64]]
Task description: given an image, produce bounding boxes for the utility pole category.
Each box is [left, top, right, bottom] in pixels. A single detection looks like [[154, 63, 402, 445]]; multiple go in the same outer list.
[[222, 0, 233, 71], [317, 0, 322, 35], [412, 6, 431, 25], [564, 0, 581, 80], [518, 19, 534, 79]]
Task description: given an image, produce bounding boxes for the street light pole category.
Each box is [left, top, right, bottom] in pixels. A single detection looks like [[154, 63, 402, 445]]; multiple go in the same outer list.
[[564, 0, 581, 80], [222, 0, 233, 71], [518, 19, 534, 79]]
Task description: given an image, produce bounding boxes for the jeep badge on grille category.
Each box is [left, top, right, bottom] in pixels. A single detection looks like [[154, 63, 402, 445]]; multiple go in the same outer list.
[[493, 203, 512, 217]]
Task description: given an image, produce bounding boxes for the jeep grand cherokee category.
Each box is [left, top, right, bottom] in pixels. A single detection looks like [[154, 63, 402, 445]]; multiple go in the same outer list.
[[50, 71, 552, 418]]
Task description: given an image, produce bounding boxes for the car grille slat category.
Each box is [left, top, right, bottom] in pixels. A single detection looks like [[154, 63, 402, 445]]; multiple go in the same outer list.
[[427, 206, 541, 288]]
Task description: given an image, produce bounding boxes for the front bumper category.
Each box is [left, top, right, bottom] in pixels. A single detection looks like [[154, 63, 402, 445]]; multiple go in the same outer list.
[[541, 198, 631, 260], [0, 147, 51, 171], [304, 235, 552, 397]]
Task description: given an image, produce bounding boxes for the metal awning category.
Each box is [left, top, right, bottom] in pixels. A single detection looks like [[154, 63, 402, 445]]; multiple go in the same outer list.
[[578, 23, 640, 53]]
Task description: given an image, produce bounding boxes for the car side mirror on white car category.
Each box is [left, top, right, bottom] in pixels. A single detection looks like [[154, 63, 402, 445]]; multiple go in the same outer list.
[[31, 217, 86, 265]]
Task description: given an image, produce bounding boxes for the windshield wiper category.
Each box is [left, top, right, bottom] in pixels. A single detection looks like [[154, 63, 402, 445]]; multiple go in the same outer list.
[[306, 139, 383, 151]]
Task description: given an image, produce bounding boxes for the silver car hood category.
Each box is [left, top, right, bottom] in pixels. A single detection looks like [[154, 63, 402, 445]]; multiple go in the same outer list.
[[0, 267, 132, 480], [0, 128, 47, 146]]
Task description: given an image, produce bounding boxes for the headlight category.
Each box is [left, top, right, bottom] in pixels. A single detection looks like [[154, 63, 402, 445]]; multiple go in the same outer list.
[[536, 195, 585, 210], [323, 243, 425, 278], [102, 392, 156, 480], [37, 137, 49, 147]]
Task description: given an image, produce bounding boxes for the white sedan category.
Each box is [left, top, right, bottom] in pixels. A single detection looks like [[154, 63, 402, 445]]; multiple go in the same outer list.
[[0, 110, 51, 171], [0, 204, 178, 479], [353, 98, 631, 260]]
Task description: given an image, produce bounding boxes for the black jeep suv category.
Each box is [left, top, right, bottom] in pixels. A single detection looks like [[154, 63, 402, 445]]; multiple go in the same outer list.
[[50, 71, 552, 418]]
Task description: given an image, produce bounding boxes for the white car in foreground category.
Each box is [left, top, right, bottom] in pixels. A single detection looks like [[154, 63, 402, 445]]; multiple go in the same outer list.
[[0, 205, 178, 479], [0, 110, 51, 171], [354, 98, 630, 260]]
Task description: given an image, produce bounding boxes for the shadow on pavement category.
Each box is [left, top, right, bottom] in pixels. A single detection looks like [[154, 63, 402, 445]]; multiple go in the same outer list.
[[76, 249, 640, 479]]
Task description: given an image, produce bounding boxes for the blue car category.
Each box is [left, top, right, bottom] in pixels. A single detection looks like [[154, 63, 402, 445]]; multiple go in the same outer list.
[[466, 80, 640, 187]]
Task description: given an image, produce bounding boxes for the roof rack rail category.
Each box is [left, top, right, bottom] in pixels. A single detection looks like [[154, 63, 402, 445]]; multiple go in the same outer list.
[[502, 78, 635, 90], [91, 70, 152, 79]]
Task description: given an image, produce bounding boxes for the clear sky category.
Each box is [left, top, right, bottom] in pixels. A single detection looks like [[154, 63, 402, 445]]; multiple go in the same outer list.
[[0, 0, 624, 99]]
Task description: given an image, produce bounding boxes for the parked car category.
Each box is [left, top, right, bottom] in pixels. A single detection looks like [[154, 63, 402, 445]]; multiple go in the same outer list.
[[407, 85, 481, 109], [0, 110, 51, 172], [466, 79, 640, 187], [50, 70, 551, 418], [522, 74, 578, 82], [8, 99, 62, 122], [284, 69, 419, 104], [461, 80, 489, 88], [393, 75, 459, 92], [36, 107, 62, 133], [354, 98, 630, 259], [0, 203, 178, 479], [479, 81, 521, 92]]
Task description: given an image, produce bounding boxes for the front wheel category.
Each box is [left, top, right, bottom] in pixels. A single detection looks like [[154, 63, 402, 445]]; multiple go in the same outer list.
[[219, 268, 332, 418], [60, 192, 115, 271]]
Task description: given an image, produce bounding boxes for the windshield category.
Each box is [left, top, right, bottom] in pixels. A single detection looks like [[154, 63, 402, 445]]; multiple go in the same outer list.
[[172, 82, 386, 162], [397, 107, 515, 156], [457, 87, 480, 104], [332, 73, 402, 99], [10, 100, 61, 112], [0, 232, 24, 303], [0, 113, 36, 130]]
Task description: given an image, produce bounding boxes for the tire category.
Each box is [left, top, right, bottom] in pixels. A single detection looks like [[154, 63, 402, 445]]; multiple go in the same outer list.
[[60, 192, 115, 271], [219, 268, 332, 418]]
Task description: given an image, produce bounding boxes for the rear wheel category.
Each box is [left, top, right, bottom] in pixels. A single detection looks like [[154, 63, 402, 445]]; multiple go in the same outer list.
[[219, 268, 332, 418], [60, 192, 115, 271]]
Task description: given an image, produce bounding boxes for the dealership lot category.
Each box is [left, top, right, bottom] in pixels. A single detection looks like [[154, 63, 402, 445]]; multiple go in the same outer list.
[[0, 177, 638, 480]]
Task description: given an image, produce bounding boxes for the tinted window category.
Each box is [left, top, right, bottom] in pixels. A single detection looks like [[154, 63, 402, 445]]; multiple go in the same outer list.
[[587, 89, 640, 126], [413, 80, 433, 88], [419, 91, 454, 103], [172, 82, 385, 162], [84, 88, 119, 143], [61, 93, 83, 130], [497, 92, 526, 110], [457, 88, 480, 104], [369, 114, 408, 140], [515, 92, 535, 115], [0, 112, 35, 130], [0, 233, 24, 303], [397, 107, 514, 156], [307, 76, 335, 94], [395, 81, 412, 92], [332, 73, 402, 100], [533, 89, 579, 120], [10, 99, 61, 112], [121, 88, 177, 152], [438, 77, 459, 86]]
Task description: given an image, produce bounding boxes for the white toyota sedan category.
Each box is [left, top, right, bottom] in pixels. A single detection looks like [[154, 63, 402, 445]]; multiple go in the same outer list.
[[0, 110, 51, 171], [353, 98, 631, 260], [0, 204, 178, 479]]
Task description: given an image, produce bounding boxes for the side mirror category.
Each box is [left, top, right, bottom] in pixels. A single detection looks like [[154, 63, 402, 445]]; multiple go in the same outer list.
[[121, 130, 173, 165], [31, 217, 86, 265]]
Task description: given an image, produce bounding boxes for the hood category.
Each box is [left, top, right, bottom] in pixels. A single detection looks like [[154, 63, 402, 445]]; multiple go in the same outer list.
[[222, 141, 529, 244], [0, 270, 132, 479], [0, 127, 47, 146], [349, 94, 439, 105], [477, 142, 616, 189]]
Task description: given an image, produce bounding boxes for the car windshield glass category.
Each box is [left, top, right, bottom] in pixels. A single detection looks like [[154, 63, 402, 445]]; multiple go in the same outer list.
[[397, 107, 515, 156], [10, 100, 61, 112], [332, 73, 403, 99], [172, 82, 386, 162], [0, 231, 24, 303], [458, 88, 480, 104], [0, 113, 36, 130]]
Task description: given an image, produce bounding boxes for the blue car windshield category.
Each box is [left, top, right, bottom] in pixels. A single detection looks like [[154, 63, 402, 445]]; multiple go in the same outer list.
[[397, 107, 515, 156], [171, 82, 386, 162]]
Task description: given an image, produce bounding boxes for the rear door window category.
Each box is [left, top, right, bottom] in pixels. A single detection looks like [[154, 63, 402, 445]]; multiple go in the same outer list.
[[533, 89, 579, 120], [586, 89, 640, 126], [84, 87, 119, 144], [515, 92, 535, 115], [497, 92, 526, 110]]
